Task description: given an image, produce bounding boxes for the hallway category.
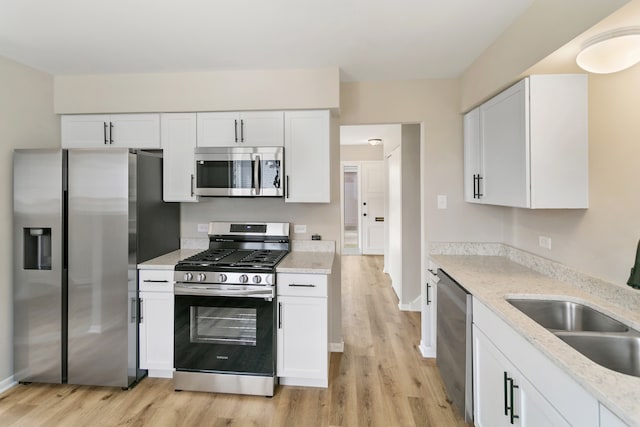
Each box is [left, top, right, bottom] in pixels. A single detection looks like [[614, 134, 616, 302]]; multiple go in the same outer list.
[[0, 256, 468, 426]]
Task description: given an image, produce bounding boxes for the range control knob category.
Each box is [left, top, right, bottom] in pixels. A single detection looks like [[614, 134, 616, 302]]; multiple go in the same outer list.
[[197, 273, 206, 282], [252, 275, 262, 284], [239, 274, 249, 284], [184, 272, 193, 281], [219, 273, 228, 283]]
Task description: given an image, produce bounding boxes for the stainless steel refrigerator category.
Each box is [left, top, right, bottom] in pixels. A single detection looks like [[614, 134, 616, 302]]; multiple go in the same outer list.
[[13, 148, 180, 388]]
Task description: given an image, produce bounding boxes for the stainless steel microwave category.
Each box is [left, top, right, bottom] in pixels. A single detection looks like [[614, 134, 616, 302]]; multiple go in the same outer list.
[[194, 147, 283, 197]]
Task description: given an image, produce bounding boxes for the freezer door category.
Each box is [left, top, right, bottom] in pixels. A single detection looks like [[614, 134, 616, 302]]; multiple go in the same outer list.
[[13, 149, 65, 384], [67, 149, 131, 387]]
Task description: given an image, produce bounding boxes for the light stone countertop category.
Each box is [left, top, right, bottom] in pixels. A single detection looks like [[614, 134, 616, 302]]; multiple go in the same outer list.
[[276, 251, 335, 274], [137, 249, 201, 270], [431, 254, 640, 427]]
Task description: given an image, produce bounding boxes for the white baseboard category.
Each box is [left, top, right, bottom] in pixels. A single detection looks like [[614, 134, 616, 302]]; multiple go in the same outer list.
[[0, 376, 17, 395], [398, 300, 421, 312], [419, 342, 436, 358], [329, 341, 344, 353]]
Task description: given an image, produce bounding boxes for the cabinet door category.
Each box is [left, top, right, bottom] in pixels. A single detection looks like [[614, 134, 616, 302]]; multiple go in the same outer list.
[[420, 264, 438, 357], [480, 79, 530, 207], [463, 107, 482, 203], [277, 295, 328, 385], [139, 291, 174, 372], [109, 114, 160, 148], [161, 113, 197, 202], [284, 110, 330, 203], [196, 112, 240, 147], [61, 115, 110, 147], [239, 111, 284, 146], [474, 326, 569, 427]]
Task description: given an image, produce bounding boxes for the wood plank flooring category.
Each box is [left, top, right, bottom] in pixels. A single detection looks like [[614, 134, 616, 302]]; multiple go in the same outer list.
[[0, 255, 470, 427]]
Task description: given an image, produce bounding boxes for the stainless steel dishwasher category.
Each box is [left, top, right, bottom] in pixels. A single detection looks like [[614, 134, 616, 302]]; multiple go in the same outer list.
[[436, 269, 473, 423]]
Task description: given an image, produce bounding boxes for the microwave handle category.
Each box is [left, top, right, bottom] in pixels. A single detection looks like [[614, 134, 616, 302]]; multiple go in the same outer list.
[[254, 155, 261, 195]]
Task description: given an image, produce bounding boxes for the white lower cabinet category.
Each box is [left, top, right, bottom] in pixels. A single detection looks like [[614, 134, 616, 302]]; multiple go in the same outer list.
[[473, 298, 599, 427], [474, 326, 569, 427], [138, 269, 174, 378], [276, 273, 328, 387], [420, 260, 438, 357]]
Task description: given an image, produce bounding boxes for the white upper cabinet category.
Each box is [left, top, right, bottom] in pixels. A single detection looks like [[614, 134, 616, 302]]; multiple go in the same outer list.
[[61, 114, 161, 149], [463, 74, 588, 209], [161, 113, 197, 202], [284, 110, 331, 203], [196, 111, 284, 147]]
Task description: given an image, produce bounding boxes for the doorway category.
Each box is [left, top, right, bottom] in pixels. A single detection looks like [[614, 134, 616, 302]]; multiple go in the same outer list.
[[341, 164, 361, 254]]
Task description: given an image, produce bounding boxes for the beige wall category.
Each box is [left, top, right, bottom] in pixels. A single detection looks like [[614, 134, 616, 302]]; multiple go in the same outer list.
[[0, 55, 58, 385], [339, 144, 383, 161], [339, 79, 507, 247], [54, 68, 340, 113], [460, 0, 628, 110]]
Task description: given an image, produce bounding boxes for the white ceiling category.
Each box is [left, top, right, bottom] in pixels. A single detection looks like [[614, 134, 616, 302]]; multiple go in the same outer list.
[[0, 0, 533, 81]]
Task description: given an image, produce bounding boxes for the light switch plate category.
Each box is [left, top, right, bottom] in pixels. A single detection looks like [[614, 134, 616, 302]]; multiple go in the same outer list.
[[197, 223, 208, 233], [294, 225, 307, 234], [538, 235, 552, 250], [437, 195, 447, 209]]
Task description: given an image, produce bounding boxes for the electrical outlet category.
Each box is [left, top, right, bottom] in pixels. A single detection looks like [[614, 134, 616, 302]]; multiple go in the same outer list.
[[294, 225, 307, 234], [437, 195, 447, 209], [197, 223, 208, 233], [538, 235, 552, 250]]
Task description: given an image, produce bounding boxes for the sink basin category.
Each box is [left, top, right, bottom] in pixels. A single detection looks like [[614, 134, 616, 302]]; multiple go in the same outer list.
[[556, 333, 640, 378], [507, 299, 629, 333]]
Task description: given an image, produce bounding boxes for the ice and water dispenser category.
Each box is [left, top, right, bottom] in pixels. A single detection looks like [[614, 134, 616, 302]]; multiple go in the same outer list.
[[23, 227, 52, 270]]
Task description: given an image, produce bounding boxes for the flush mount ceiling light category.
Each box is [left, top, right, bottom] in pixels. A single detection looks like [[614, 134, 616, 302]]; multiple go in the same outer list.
[[576, 27, 640, 74], [368, 138, 382, 146]]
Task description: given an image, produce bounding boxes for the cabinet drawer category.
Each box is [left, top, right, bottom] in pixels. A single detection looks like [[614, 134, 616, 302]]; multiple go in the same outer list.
[[277, 273, 327, 297], [139, 269, 174, 292]]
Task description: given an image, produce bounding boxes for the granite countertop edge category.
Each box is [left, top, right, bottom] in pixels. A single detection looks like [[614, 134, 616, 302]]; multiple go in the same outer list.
[[431, 253, 640, 427]]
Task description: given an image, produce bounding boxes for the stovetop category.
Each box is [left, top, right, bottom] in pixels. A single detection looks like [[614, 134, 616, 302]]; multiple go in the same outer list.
[[175, 248, 288, 272]]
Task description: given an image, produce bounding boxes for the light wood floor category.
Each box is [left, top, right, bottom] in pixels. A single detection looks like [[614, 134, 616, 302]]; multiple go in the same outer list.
[[0, 256, 470, 427]]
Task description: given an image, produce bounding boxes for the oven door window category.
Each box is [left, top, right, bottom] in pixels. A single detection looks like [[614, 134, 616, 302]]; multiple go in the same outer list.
[[191, 306, 256, 346], [174, 295, 274, 375]]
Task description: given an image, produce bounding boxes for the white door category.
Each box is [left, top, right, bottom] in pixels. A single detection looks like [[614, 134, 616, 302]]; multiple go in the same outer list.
[[197, 112, 240, 147], [61, 115, 111, 147], [161, 113, 197, 202], [361, 161, 385, 255], [341, 164, 361, 254], [109, 114, 161, 148]]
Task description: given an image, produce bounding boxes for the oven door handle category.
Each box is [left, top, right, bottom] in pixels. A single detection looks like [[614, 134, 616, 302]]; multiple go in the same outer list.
[[175, 283, 274, 299]]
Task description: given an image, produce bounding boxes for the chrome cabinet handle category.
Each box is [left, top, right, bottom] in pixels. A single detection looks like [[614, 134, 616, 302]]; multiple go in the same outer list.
[[109, 122, 114, 144], [428, 269, 438, 275], [254, 155, 261, 195], [503, 372, 509, 416], [234, 119, 238, 142], [278, 302, 282, 329], [103, 122, 108, 144], [143, 280, 169, 283], [289, 283, 315, 288], [477, 175, 483, 198], [131, 297, 137, 323], [240, 119, 244, 142], [191, 174, 195, 197], [426, 283, 431, 305]]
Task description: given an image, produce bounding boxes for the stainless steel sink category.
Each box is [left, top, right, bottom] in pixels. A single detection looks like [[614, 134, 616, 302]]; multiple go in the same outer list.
[[506, 298, 640, 378], [555, 333, 640, 377], [507, 299, 629, 333]]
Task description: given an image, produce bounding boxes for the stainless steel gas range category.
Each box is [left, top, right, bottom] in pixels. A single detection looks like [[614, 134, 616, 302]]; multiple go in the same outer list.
[[173, 222, 289, 396]]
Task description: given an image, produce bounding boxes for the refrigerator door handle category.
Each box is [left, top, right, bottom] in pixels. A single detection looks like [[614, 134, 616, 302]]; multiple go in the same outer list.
[[131, 297, 138, 323]]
